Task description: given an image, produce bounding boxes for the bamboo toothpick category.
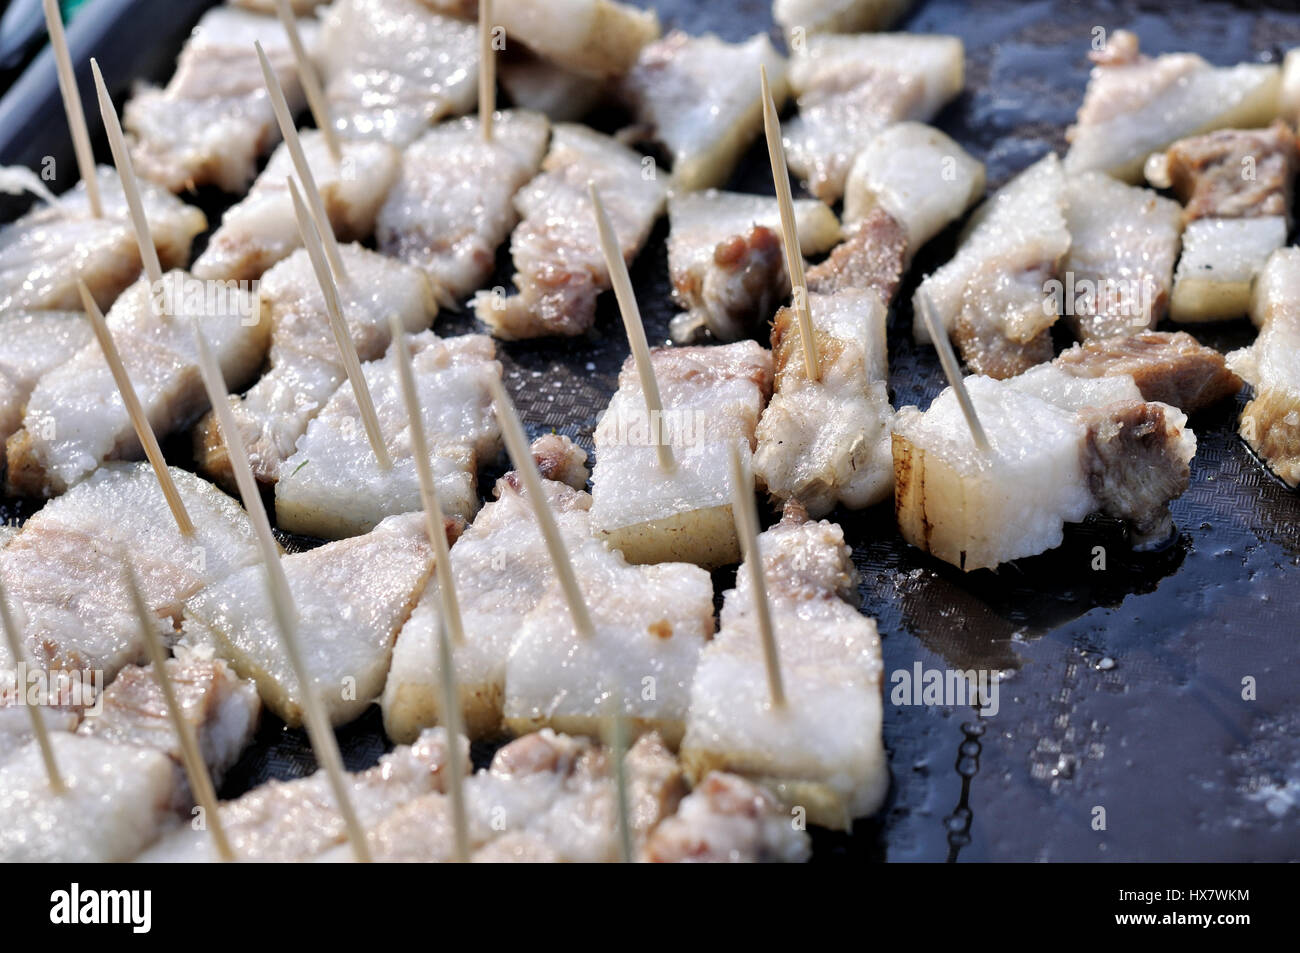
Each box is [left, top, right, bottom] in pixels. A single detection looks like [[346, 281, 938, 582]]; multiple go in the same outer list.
[[590, 183, 674, 473], [90, 59, 162, 287], [123, 562, 233, 862], [487, 376, 595, 640], [191, 322, 372, 864], [479, 0, 495, 140], [271, 0, 340, 163], [255, 40, 346, 281], [916, 290, 991, 454], [760, 64, 818, 383], [386, 315, 464, 646], [433, 614, 470, 863], [609, 694, 633, 864], [78, 281, 194, 537], [727, 443, 784, 709], [43, 0, 100, 217], [288, 177, 392, 470], [0, 577, 64, 793]]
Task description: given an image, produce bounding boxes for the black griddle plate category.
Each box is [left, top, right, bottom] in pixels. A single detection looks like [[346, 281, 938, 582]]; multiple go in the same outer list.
[[1, 0, 1298, 862]]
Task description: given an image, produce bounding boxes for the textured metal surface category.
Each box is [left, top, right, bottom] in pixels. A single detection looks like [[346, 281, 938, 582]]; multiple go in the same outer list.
[[2, 0, 1299, 862]]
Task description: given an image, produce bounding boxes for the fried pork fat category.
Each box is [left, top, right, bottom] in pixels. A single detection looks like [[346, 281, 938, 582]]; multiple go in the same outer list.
[[1064, 30, 1281, 183], [0, 463, 263, 684], [773, 0, 914, 41], [666, 190, 840, 343], [377, 111, 551, 305], [620, 31, 789, 192], [5, 273, 268, 497], [915, 154, 1069, 379], [753, 290, 894, 516], [0, 312, 92, 469], [383, 436, 592, 743], [493, 0, 660, 79], [321, 0, 478, 146], [194, 133, 401, 282], [891, 330, 1242, 570], [1229, 248, 1300, 486], [1147, 123, 1299, 323], [590, 341, 774, 568], [681, 502, 888, 831], [0, 167, 205, 314], [274, 331, 501, 539], [194, 244, 437, 489], [473, 124, 667, 339], [125, 6, 318, 193], [184, 512, 440, 727], [783, 33, 964, 203]]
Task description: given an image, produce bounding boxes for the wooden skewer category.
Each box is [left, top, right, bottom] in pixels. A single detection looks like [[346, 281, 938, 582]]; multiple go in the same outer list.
[[386, 311, 472, 860], [271, 0, 340, 163], [727, 443, 784, 709], [386, 315, 464, 645], [0, 576, 64, 793], [122, 561, 234, 862], [190, 321, 372, 863], [589, 183, 674, 473], [608, 694, 633, 864], [478, 0, 495, 141], [760, 64, 818, 383], [288, 177, 392, 470], [433, 613, 470, 863], [42, 0, 100, 217], [916, 290, 991, 454], [78, 282, 193, 536], [90, 59, 162, 287], [486, 376, 595, 640], [255, 40, 346, 281]]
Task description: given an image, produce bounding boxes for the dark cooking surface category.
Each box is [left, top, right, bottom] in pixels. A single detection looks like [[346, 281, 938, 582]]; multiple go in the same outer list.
[[3, 0, 1300, 861]]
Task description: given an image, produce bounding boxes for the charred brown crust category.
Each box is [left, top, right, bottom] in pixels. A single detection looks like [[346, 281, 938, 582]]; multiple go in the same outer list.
[[1056, 330, 1242, 413]]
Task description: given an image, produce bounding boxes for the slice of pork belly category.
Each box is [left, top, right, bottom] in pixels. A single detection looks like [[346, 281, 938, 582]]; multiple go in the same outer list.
[[493, 0, 660, 79], [1060, 172, 1183, 340], [321, 0, 479, 146], [194, 133, 400, 282], [773, 0, 914, 41], [645, 771, 812, 863], [894, 370, 1195, 569], [681, 502, 887, 831], [783, 33, 964, 203], [473, 124, 667, 339], [914, 153, 1069, 379], [667, 189, 840, 343], [590, 341, 774, 568], [274, 331, 500, 539], [1063, 30, 1281, 183], [5, 272, 268, 497], [0, 463, 263, 683], [193, 244, 437, 490], [503, 539, 714, 748], [804, 206, 908, 303], [184, 512, 439, 726], [0, 734, 176, 862], [1054, 330, 1242, 413], [125, 6, 318, 193], [843, 122, 985, 260], [138, 728, 467, 862], [0, 167, 205, 314], [1228, 247, 1300, 486], [0, 312, 93, 469], [620, 31, 789, 192], [383, 436, 592, 743], [1169, 217, 1287, 322], [1147, 122, 1298, 223], [77, 653, 261, 804], [377, 110, 551, 305], [754, 290, 894, 516]]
